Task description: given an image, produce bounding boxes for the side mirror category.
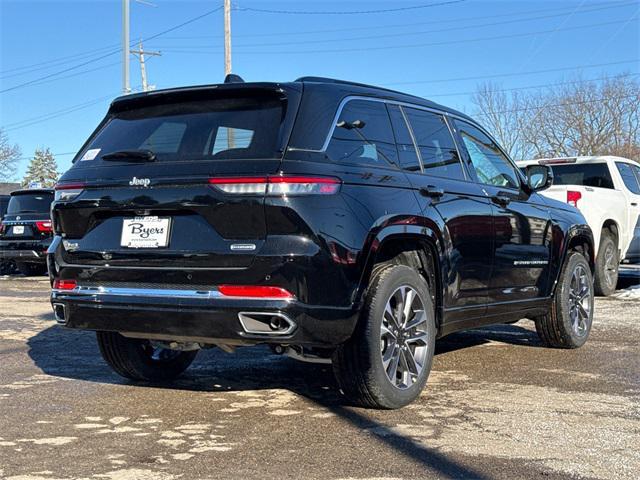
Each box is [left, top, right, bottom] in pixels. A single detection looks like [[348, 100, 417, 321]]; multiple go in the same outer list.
[[525, 164, 553, 192]]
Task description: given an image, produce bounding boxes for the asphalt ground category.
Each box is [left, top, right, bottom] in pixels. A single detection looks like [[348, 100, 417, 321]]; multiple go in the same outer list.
[[1, 275, 639, 480]]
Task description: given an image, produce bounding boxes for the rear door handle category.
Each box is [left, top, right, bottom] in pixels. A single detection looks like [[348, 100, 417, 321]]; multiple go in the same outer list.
[[632, 202, 638, 206], [419, 186, 445, 199], [491, 195, 511, 207]]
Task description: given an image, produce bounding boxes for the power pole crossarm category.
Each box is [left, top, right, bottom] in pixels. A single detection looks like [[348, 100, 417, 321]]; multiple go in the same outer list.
[[130, 40, 161, 92]]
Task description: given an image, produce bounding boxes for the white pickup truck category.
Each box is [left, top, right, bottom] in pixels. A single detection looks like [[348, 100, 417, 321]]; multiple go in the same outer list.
[[517, 156, 640, 296]]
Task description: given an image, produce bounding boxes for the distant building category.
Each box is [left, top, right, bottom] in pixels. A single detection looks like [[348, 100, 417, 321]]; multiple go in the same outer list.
[[0, 182, 21, 195]]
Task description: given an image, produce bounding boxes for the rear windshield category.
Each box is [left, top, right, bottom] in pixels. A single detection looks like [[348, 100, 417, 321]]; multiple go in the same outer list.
[[549, 163, 614, 189], [7, 192, 53, 214], [76, 95, 286, 163]]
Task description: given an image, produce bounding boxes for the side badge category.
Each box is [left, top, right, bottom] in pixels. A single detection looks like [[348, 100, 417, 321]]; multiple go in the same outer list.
[[230, 243, 256, 252]]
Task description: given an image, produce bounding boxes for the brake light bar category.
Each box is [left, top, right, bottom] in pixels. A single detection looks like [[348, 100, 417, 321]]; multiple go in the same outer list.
[[567, 190, 582, 207], [218, 285, 294, 299], [54, 182, 86, 202], [208, 176, 341, 196], [53, 279, 77, 291], [539, 157, 577, 165], [35, 220, 53, 233]]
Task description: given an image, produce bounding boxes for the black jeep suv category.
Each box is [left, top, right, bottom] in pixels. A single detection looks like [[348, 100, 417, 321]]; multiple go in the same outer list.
[[50, 77, 595, 408], [0, 189, 54, 276]]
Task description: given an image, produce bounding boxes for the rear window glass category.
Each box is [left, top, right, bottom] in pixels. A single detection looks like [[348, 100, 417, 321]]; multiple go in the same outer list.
[[550, 163, 614, 189], [7, 192, 53, 214], [76, 95, 285, 163]]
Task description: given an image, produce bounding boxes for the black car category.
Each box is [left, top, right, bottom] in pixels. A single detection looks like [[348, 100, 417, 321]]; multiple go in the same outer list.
[[0, 189, 54, 276], [50, 77, 595, 409]]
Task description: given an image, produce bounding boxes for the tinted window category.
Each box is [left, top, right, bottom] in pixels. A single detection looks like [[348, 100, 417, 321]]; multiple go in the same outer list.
[[326, 100, 398, 166], [76, 95, 285, 163], [550, 163, 614, 189], [405, 108, 464, 180], [387, 105, 420, 172], [7, 192, 53, 214], [0, 197, 9, 218], [616, 162, 640, 195], [455, 120, 519, 189]]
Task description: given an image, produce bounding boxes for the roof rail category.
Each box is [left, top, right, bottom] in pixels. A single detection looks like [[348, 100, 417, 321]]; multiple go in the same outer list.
[[294, 76, 412, 96]]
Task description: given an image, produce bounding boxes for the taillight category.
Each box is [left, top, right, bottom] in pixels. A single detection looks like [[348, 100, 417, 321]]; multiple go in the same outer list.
[[0, 221, 4, 234], [208, 176, 341, 196], [567, 190, 582, 207], [218, 285, 294, 299], [53, 279, 77, 290], [54, 182, 85, 201], [35, 220, 53, 233]]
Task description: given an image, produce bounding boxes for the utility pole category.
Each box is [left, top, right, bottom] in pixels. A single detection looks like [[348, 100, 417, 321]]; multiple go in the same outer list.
[[224, 0, 234, 147], [130, 40, 161, 92], [122, 0, 130, 94], [224, 0, 232, 76]]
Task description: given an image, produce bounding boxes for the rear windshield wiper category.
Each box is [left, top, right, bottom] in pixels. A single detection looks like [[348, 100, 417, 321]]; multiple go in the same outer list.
[[101, 149, 156, 162]]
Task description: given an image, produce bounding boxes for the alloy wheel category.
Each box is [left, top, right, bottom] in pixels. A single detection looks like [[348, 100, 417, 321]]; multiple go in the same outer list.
[[568, 264, 592, 337], [380, 285, 429, 389]]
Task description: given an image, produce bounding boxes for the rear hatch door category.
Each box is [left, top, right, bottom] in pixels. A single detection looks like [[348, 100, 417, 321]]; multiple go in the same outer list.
[[0, 190, 53, 242], [54, 84, 301, 268]]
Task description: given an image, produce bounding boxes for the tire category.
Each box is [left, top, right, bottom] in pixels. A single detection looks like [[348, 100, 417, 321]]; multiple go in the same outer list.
[[535, 252, 594, 349], [16, 262, 47, 276], [594, 230, 618, 296], [96, 331, 198, 381], [333, 264, 436, 409]]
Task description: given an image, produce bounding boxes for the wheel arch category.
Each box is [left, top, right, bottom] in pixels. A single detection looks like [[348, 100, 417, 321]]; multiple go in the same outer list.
[[355, 224, 445, 330], [553, 225, 595, 297]]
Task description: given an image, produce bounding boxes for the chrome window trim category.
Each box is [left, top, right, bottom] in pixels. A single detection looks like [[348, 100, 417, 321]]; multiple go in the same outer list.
[[289, 95, 482, 155]]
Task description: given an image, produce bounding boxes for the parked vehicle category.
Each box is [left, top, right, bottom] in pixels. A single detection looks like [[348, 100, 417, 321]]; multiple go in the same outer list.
[[0, 194, 16, 275], [50, 77, 595, 409], [517, 156, 640, 295], [0, 189, 54, 276]]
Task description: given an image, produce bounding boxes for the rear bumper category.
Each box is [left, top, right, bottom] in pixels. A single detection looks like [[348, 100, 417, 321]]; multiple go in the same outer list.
[[51, 286, 359, 347], [0, 241, 50, 263]]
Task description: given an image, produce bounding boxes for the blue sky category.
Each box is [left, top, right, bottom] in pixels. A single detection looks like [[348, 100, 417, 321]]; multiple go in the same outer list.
[[1, 0, 638, 180]]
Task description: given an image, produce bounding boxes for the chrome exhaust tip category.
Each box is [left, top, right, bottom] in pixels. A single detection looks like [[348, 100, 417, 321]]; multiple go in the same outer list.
[[238, 312, 296, 336], [52, 303, 66, 325]]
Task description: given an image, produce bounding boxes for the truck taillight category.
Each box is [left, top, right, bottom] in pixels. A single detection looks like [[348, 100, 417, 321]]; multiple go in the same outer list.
[[54, 182, 85, 201], [35, 220, 52, 233], [208, 176, 341, 196], [567, 190, 582, 207]]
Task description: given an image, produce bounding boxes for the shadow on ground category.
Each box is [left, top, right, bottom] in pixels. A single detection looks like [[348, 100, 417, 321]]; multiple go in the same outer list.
[[25, 321, 545, 479]]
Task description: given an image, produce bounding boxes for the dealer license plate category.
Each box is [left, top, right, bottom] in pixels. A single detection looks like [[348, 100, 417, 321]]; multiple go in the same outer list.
[[120, 216, 170, 248]]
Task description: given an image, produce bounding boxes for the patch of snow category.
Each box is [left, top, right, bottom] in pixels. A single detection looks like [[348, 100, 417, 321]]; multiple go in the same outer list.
[[612, 284, 640, 299]]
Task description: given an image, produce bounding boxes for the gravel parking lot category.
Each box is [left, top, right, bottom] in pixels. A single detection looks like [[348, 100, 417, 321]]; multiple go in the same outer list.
[[1, 276, 639, 480]]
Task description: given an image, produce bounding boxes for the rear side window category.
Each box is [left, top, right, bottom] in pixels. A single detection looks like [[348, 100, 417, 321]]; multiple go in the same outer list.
[[387, 105, 420, 172], [616, 162, 640, 194], [326, 100, 398, 167], [7, 192, 53, 214], [76, 95, 285, 163], [405, 108, 465, 180], [550, 163, 614, 189]]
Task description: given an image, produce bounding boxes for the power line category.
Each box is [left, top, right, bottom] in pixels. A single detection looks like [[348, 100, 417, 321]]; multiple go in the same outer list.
[[0, 44, 121, 79], [425, 73, 640, 98], [475, 93, 638, 117], [385, 59, 639, 86], [0, 5, 224, 95], [234, 0, 466, 15], [2, 94, 117, 132], [154, 1, 639, 48], [161, 0, 635, 39], [157, 18, 638, 56]]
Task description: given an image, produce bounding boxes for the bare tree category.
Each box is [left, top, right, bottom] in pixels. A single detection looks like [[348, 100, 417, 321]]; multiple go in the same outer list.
[[0, 129, 21, 182], [472, 74, 640, 161]]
